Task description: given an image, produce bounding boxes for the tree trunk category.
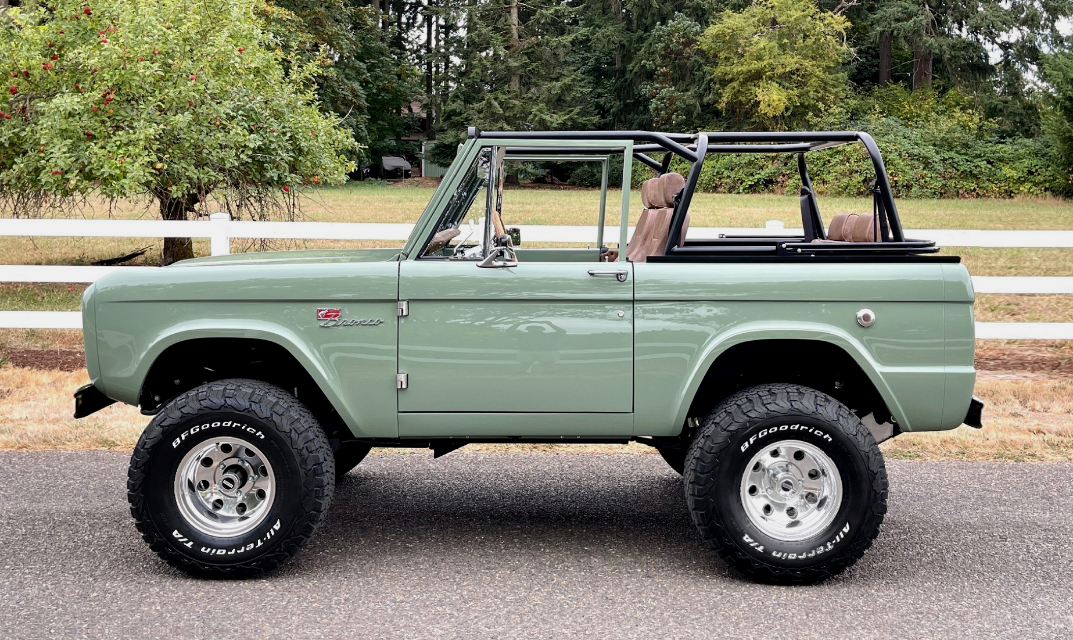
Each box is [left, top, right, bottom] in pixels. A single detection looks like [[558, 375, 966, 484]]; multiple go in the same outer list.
[[509, 0, 520, 91], [425, 1, 434, 138], [159, 193, 200, 266], [912, 46, 933, 90], [878, 31, 891, 87]]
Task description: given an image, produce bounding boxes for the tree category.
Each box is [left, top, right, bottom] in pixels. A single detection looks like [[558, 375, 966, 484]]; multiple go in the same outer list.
[[632, 13, 712, 131], [429, 0, 595, 166], [0, 0, 356, 264], [699, 0, 851, 130], [1042, 52, 1073, 194], [271, 0, 421, 161]]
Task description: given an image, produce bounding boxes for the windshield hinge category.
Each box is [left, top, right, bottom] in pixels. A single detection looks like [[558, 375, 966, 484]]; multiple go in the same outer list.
[[397, 300, 409, 317], [396, 373, 408, 390]]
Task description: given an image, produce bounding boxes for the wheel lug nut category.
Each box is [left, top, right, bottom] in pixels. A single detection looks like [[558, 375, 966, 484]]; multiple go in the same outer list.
[[786, 507, 797, 518], [806, 492, 818, 504]]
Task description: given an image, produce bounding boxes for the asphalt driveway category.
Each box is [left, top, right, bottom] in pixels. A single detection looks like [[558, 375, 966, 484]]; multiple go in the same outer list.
[[0, 451, 1069, 639]]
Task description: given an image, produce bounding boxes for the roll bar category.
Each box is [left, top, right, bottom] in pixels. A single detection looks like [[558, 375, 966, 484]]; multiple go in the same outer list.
[[476, 128, 907, 245]]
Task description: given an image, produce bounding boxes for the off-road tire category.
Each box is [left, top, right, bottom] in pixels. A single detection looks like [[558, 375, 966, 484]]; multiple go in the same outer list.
[[334, 443, 372, 481], [658, 447, 686, 475], [127, 378, 335, 578], [684, 383, 887, 585]]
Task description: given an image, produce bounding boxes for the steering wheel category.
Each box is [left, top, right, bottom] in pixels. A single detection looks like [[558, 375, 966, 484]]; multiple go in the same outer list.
[[424, 227, 461, 255]]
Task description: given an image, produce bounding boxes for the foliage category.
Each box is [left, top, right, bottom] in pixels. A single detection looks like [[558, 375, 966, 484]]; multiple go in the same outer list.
[[693, 115, 1065, 199], [633, 13, 711, 132], [698, 0, 851, 129], [428, 0, 596, 168], [0, 0, 357, 261], [270, 0, 421, 161], [1041, 52, 1073, 195]]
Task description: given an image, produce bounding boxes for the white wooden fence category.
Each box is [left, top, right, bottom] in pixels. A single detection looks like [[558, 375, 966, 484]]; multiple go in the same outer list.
[[1, 214, 1071, 338]]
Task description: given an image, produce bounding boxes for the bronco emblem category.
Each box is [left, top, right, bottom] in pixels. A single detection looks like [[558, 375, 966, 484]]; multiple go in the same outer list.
[[316, 308, 383, 328]]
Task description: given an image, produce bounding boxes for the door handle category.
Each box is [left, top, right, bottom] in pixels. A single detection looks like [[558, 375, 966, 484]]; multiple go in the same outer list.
[[587, 269, 628, 282]]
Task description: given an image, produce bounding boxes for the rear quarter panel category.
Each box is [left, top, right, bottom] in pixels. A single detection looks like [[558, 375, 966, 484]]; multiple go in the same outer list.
[[633, 261, 975, 435]]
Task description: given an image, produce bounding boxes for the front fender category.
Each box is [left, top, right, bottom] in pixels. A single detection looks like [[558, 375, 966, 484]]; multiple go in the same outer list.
[[135, 321, 348, 414], [94, 310, 399, 439]]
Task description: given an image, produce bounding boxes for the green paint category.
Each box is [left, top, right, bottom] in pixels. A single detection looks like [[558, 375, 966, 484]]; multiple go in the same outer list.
[[81, 137, 977, 441]]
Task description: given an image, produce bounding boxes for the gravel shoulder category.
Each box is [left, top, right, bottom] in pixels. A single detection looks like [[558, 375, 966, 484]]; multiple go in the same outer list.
[[0, 451, 1070, 639]]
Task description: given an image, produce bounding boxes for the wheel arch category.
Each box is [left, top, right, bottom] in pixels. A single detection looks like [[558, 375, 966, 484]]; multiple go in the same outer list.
[[673, 325, 907, 432], [136, 325, 356, 440]]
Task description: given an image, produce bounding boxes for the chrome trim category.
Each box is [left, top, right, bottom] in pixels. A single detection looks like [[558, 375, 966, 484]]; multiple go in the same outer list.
[[587, 269, 629, 283]]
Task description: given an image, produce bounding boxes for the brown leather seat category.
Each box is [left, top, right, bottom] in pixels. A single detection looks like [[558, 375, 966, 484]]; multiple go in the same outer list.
[[815, 213, 878, 243], [624, 173, 688, 262]]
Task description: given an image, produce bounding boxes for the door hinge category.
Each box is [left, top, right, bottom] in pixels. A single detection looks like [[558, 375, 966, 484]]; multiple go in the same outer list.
[[396, 373, 408, 390], [397, 300, 409, 317]]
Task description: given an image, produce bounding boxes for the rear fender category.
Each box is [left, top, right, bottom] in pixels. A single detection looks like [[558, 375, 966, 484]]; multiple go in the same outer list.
[[672, 322, 910, 431]]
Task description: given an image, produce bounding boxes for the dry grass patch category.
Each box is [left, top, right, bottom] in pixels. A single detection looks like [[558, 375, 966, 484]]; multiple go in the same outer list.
[[975, 295, 1073, 323], [950, 247, 1073, 277], [2, 365, 1071, 460], [0, 367, 145, 450], [882, 378, 1073, 461]]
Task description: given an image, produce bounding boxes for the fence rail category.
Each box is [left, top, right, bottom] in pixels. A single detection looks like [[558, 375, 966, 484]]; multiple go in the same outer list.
[[1, 215, 1070, 338]]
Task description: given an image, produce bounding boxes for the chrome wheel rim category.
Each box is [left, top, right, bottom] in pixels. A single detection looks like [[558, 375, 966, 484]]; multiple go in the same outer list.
[[173, 437, 274, 537], [739, 439, 842, 542]]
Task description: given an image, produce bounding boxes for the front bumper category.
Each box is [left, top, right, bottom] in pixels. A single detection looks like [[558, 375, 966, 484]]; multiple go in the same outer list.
[[73, 384, 116, 419], [963, 396, 984, 429]]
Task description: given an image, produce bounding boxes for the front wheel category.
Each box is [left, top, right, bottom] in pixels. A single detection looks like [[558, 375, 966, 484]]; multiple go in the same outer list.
[[684, 383, 888, 585], [127, 379, 335, 578]]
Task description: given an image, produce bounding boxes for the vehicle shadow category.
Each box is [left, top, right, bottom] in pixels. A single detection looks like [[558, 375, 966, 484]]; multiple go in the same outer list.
[[299, 452, 736, 580]]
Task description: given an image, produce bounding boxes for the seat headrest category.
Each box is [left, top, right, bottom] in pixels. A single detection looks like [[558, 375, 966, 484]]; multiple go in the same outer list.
[[641, 173, 686, 209], [827, 213, 877, 242], [641, 178, 662, 209]]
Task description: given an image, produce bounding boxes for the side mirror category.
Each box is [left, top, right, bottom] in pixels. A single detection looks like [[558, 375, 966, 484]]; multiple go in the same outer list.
[[478, 245, 518, 269], [507, 227, 522, 246]]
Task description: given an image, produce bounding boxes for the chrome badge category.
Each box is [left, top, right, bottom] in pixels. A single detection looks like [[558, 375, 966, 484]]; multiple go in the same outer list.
[[316, 308, 383, 328]]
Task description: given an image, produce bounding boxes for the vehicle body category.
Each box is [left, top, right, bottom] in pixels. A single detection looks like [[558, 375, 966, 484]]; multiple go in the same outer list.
[[76, 129, 983, 583]]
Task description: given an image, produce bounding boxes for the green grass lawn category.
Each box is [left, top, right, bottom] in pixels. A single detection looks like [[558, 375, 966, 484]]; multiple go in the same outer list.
[[291, 183, 1073, 230], [1, 184, 1072, 320]]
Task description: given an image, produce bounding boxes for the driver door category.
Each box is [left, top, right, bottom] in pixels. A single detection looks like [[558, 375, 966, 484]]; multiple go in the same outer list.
[[397, 145, 634, 436]]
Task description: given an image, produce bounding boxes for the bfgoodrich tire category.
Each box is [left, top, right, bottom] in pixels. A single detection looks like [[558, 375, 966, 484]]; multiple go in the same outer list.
[[684, 383, 887, 585], [127, 379, 335, 578]]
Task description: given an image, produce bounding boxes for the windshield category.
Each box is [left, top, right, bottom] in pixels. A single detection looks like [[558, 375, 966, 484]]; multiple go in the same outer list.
[[420, 147, 498, 259]]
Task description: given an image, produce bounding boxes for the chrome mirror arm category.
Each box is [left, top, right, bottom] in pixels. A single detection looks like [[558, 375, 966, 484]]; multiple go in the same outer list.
[[477, 245, 517, 268]]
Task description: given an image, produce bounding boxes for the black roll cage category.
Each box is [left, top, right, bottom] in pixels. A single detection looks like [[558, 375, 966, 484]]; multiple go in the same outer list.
[[470, 127, 937, 259]]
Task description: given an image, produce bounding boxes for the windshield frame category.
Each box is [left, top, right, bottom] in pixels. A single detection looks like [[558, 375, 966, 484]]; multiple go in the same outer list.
[[402, 138, 635, 260]]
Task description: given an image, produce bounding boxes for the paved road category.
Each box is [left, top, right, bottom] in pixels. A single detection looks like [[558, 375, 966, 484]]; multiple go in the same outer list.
[[0, 452, 1070, 639]]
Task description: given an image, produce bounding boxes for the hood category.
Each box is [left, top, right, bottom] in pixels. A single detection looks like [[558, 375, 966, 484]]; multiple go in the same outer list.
[[169, 248, 402, 268]]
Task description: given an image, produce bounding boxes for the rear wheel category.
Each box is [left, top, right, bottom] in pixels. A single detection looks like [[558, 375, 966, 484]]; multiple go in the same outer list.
[[684, 383, 887, 585], [127, 379, 335, 578]]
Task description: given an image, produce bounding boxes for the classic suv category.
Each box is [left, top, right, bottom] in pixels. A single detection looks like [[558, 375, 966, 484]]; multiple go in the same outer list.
[[75, 129, 983, 584]]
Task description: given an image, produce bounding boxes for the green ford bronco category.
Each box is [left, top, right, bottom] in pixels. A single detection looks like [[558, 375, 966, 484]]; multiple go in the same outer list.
[[75, 129, 983, 584]]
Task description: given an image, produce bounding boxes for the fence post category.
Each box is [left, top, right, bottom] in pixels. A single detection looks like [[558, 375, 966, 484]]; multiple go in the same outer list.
[[209, 212, 230, 256]]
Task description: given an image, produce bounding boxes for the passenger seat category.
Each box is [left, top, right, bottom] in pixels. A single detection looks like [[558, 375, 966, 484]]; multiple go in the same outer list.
[[625, 173, 689, 262]]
